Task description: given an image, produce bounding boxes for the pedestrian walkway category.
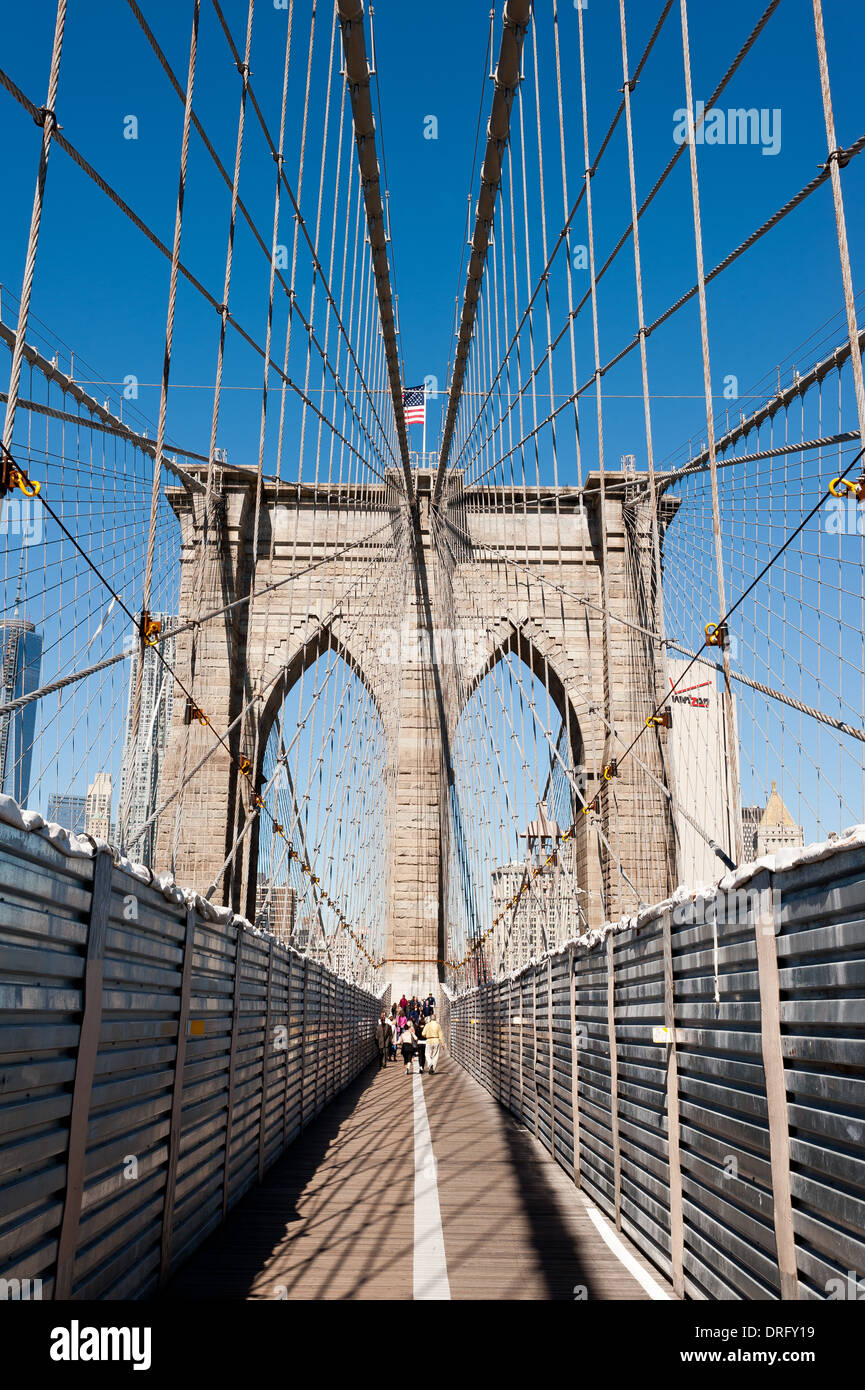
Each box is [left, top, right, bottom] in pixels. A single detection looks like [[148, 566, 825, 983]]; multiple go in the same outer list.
[[162, 1052, 674, 1301]]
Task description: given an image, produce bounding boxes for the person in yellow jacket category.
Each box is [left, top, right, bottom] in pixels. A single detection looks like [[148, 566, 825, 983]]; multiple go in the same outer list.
[[423, 1012, 444, 1074]]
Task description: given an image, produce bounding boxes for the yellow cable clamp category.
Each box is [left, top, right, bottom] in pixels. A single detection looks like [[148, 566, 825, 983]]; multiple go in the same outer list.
[[9, 468, 40, 497], [705, 621, 728, 648], [646, 709, 672, 729], [830, 476, 865, 501], [142, 613, 162, 647]]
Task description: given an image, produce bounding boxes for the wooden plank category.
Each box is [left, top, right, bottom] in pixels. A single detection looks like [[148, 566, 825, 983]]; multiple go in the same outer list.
[[662, 908, 685, 1298], [754, 888, 799, 1300], [163, 1045, 674, 1302], [54, 851, 112, 1300], [159, 906, 197, 1287]]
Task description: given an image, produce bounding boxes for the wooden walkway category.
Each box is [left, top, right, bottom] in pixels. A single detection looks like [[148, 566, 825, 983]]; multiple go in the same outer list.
[[162, 1050, 674, 1301]]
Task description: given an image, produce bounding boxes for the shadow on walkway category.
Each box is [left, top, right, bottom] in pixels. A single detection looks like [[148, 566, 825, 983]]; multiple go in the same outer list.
[[160, 1058, 413, 1301]]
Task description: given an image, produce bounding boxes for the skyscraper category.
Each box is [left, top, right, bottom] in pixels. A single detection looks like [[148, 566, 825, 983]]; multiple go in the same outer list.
[[666, 657, 742, 885], [117, 615, 177, 866], [753, 781, 804, 858], [491, 848, 585, 975], [46, 792, 88, 834], [741, 804, 762, 862], [85, 772, 113, 841], [255, 882, 297, 945], [0, 595, 43, 808]]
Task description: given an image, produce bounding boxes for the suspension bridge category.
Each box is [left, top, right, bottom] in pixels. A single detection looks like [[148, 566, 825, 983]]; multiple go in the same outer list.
[[0, 0, 864, 1308]]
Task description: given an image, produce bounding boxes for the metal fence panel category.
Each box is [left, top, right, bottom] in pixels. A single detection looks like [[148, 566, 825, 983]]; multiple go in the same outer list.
[[443, 842, 865, 1301], [0, 821, 382, 1299]]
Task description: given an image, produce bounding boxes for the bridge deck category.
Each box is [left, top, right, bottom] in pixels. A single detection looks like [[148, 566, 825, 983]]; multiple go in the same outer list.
[[162, 1052, 673, 1301]]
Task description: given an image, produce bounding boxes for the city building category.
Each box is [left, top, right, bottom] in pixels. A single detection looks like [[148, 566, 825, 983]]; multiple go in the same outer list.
[[741, 804, 762, 861], [117, 615, 177, 865], [289, 912, 317, 954], [46, 792, 88, 833], [666, 657, 742, 886], [255, 882, 297, 945], [85, 772, 113, 842], [491, 841, 585, 975], [0, 599, 42, 808], [752, 781, 804, 859]]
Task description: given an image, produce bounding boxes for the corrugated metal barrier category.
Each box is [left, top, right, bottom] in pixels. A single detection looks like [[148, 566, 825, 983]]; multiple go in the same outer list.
[[442, 844, 865, 1301], [0, 819, 385, 1299]]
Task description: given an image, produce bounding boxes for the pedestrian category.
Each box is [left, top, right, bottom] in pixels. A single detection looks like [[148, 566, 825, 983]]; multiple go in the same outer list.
[[415, 1015, 427, 1073], [389, 1003, 399, 1060], [399, 1019, 417, 1074], [399, 993, 408, 1013], [375, 1010, 391, 1069], [424, 1011, 443, 1073], [425, 992, 436, 1016]]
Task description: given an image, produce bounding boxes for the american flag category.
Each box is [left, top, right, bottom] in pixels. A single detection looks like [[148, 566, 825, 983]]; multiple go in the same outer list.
[[402, 384, 426, 424]]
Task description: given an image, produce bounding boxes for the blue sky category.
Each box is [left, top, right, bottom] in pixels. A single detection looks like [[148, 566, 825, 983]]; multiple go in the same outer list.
[[1, 0, 861, 474], [1, 0, 864, 867]]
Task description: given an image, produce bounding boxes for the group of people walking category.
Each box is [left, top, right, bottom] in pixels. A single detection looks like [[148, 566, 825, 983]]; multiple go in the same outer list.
[[375, 993, 443, 1075]]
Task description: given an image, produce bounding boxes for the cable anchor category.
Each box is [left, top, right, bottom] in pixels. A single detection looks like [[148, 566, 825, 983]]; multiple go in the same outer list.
[[830, 474, 865, 502], [704, 621, 729, 649], [646, 709, 673, 729], [9, 467, 39, 498], [141, 612, 162, 647]]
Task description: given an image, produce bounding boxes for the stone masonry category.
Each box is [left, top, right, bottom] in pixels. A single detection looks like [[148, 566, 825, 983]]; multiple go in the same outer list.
[[155, 466, 678, 1000]]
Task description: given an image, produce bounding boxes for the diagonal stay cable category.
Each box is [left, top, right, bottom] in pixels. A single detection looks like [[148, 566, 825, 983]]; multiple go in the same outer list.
[[449, 0, 677, 478], [581, 444, 865, 831], [0, 517, 398, 714], [0, 62, 398, 489], [203, 0, 400, 476], [464, 130, 865, 489]]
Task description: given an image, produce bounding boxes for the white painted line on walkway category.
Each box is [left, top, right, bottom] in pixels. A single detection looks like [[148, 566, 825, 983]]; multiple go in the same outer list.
[[581, 1196, 672, 1300], [412, 1071, 451, 1300]]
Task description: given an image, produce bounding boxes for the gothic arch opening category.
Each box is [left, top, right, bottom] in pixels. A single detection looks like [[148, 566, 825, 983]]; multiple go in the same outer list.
[[245, 627, 390, 985], [447, 630, 588, 982]]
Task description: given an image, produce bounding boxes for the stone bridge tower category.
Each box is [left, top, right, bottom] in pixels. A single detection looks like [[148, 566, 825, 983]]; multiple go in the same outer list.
[[155, 465, 678, 996]]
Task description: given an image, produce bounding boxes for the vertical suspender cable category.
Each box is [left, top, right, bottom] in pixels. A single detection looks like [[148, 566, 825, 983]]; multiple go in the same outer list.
[[432, 0, 532, 508], [678, 0, 745, 875], [1, 0, 67, 472], [120, 0, 201, 847]]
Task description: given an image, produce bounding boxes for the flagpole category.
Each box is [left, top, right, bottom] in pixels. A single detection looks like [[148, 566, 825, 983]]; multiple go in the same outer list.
[[422, 387, 426, 465]]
